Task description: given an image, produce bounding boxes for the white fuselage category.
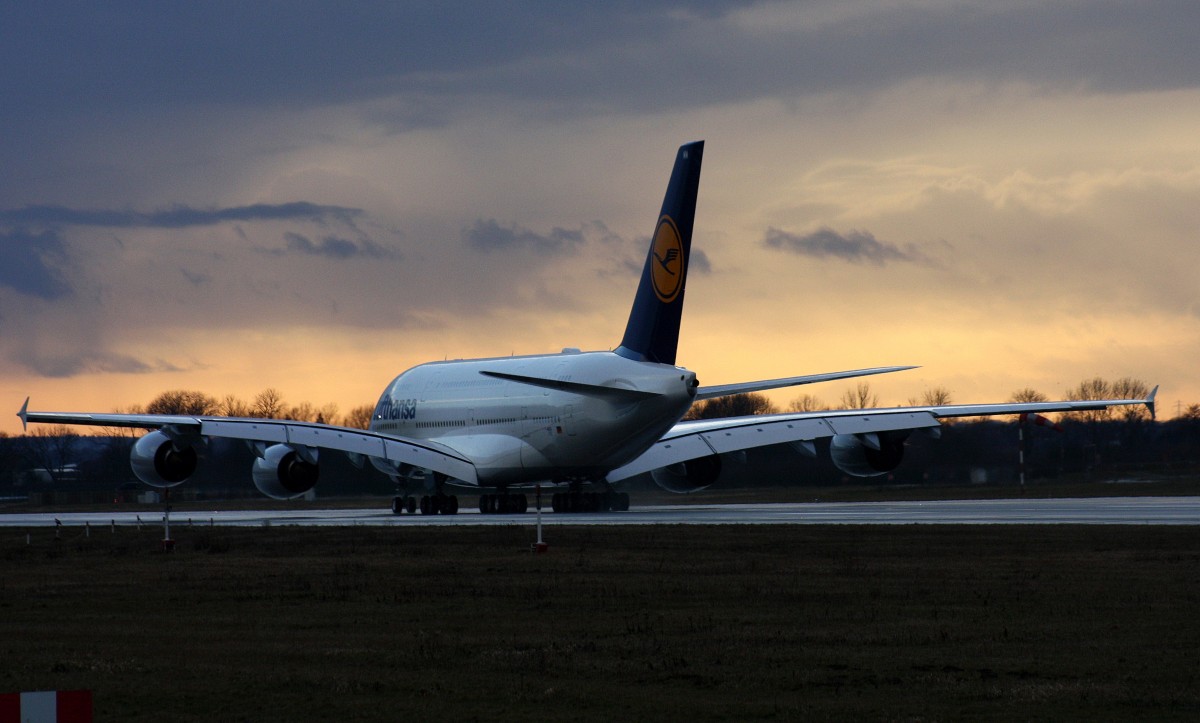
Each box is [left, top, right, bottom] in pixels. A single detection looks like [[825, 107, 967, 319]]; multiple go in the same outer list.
[[369, 350, 697, 487]]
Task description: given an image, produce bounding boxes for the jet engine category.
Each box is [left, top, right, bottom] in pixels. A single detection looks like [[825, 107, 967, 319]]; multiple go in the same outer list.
[[252, 444, 320, 500], [130, 430, 198, 488], [830, 432, 907, 477], [651, 453, 722, 493]]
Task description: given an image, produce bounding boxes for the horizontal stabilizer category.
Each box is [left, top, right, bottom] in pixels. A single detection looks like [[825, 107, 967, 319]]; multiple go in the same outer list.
[[694, 365, 916, 401], [478, 370, 662, 400]]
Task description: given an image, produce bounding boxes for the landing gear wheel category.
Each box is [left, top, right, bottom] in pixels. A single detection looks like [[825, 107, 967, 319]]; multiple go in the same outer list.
[[406, 496, 417, 514], [391, 496, 404, 515]]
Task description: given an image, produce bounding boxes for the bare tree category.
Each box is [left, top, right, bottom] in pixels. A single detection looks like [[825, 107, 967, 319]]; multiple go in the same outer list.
[[252, 388, 286, 419], [218, 394, 251, 417], [17, 425, 81, 485], [1112, 377, 1152, 422], [838, 382, 879, 410], [1010, 388, 1048, 404], [287, 401, 319, 422], [146, 390, 218, 415], [1065, 377, 1114, 423], [787, 393, 827, 413], [684, 393, 778, 420], [343, 405, 374, 430], [907, 387, 953, 406], [316, 403, 339, 425]]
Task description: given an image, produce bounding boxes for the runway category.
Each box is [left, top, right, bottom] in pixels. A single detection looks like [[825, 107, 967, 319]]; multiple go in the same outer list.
[[2, 496, 1199, 527]]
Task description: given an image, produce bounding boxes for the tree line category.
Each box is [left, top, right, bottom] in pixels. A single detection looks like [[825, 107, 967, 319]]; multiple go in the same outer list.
[[119, 388, 376, 430]]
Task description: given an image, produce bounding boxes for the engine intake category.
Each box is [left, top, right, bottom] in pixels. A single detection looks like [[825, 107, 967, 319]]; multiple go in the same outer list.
[[830, 432, 906, 477], [651, 453, 722, 493], [253, 444, 320, 500], [130, 430, 198, 488]]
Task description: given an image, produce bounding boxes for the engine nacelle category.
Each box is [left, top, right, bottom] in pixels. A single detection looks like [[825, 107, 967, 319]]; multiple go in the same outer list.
[[252, 444, 320, 500], [651, 454, 722, 493], [830, 432, 906, 477], [130, 430, 198, 488]]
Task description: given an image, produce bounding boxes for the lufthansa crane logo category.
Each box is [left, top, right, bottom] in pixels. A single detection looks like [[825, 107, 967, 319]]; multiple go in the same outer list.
[[651, 215, 685, 303]]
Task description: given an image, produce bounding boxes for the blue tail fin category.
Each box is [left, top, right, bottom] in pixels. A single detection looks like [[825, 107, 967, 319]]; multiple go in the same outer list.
[[615, 141, 704, 365]]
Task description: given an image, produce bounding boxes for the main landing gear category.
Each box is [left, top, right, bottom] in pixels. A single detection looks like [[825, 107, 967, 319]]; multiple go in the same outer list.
[[478, 493, 528, 514], [391, 493, 459, 515]]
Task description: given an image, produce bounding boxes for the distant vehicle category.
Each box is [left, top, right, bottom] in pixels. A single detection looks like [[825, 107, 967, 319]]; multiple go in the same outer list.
[[23, 463, 79, 485], [19, 141, 1155, 514]]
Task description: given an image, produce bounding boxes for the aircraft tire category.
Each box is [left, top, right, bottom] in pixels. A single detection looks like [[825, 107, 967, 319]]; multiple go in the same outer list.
[[391, 496, 404, 515], [406, 496, 417, 514], [445, 495, 459, 515]]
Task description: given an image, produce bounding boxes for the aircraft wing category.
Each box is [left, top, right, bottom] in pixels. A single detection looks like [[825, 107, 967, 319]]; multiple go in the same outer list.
[[17, 402, 478, 484], [694, 365, 916, 401], [605, 389, 1157, 483]]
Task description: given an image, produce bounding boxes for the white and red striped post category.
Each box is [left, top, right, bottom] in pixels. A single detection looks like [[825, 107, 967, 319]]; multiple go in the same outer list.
[[1018, 413, 1063, 489], [0, 690, 92, 723]]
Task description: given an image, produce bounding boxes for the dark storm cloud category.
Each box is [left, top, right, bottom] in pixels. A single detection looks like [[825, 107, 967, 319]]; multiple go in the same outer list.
[[3, 2, 1197, 131], [0, 229, 73, 299], [282, 232, 396, 260], [465, 219, 585, 254], [0, 202, 363, 229], [13, 349, 185, 379], [764, 227, 934, 267]]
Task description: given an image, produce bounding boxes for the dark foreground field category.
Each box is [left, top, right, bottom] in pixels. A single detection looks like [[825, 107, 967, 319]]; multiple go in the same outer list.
[[2, 524, 1199, 721]]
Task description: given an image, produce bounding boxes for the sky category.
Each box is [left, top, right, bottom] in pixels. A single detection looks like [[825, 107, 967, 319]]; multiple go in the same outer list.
[[2, 0, 1198, 435]]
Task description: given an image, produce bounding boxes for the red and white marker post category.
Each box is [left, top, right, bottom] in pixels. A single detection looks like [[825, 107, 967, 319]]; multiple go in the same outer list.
[[0, 690, 92, 723]]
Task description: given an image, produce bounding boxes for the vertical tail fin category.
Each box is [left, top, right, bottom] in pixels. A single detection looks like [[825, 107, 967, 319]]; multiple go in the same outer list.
[[615, 140, 704, 365]]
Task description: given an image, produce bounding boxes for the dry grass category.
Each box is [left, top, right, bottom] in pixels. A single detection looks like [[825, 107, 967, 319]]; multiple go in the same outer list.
[[2, 524, 1199, 721]]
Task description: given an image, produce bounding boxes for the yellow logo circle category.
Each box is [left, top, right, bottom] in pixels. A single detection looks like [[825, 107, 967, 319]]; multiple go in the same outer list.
[[651, 216, 684, 303]]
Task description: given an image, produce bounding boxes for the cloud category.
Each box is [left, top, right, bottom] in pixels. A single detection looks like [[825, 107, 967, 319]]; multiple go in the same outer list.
[[691, 248, 712, 274], [763, 226, 937, 267], [180, 268, 210, 286], [464, 219, 585, 254], [0, 229, 73, 299], [281, 232, 396, 260], [0, 202, 363, 229], [13, 349, 185, 379]]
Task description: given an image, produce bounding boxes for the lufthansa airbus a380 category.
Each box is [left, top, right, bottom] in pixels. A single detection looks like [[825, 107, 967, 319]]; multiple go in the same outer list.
[[18, 141, 1156, 514]]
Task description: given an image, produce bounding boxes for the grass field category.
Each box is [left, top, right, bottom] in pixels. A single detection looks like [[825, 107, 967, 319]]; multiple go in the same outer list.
[[2, 523, 1199, 721]]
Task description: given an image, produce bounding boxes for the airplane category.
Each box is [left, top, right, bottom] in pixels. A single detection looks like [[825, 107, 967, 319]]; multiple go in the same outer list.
[[17, 140, 1157, 515]]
